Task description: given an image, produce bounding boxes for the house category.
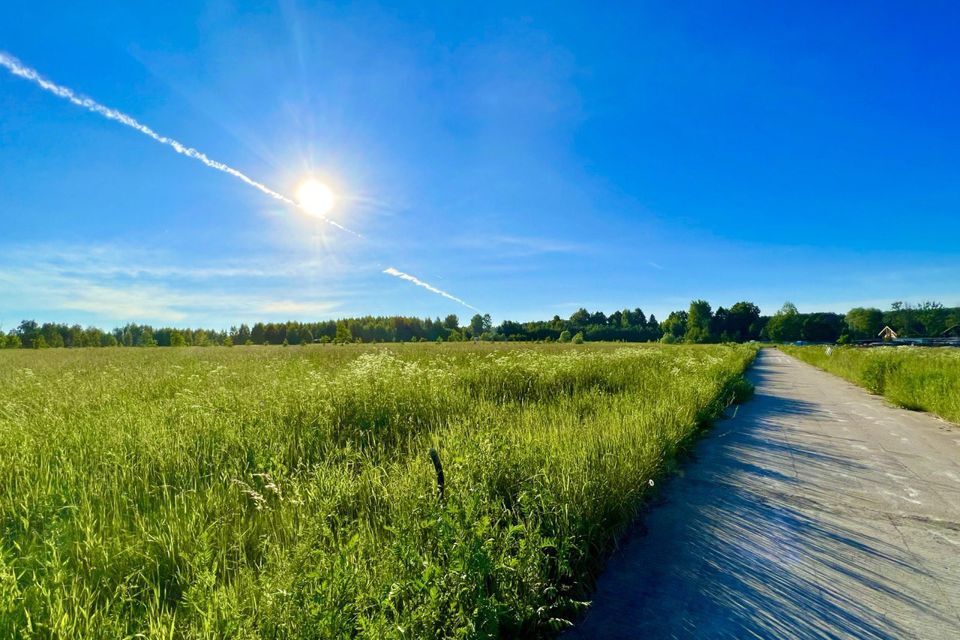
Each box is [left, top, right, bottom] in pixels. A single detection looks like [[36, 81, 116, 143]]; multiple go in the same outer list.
[[940, 324, 960, 338], [878, 326, 898, 341]]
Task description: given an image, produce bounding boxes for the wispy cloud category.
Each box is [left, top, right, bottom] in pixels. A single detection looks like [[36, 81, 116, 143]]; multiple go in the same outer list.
[[0, 244, 342, 325], [456, 234, 593, 258], [256, 300, 340, 315], [1, 243, 338, 281]]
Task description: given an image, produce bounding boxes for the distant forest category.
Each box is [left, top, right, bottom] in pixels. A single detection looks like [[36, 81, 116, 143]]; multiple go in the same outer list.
[[2, 301, 958, 349]]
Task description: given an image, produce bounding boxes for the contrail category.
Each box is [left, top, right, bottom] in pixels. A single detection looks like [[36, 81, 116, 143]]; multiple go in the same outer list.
[[383, 267, 478, 311], [2, 51, 480, 311], [0, 51, 359, 237]]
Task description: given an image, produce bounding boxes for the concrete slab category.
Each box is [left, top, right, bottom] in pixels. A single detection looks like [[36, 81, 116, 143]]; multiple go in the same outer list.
[[566, 348, 960, 639]]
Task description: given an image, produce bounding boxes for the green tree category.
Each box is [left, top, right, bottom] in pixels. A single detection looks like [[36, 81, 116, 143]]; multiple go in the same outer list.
[[726, 302, 762, 341], [499, 320, 523, 340], [915, 301, 947, 336], [42, 326, 65, 348], [647, 314, 661, 340], [571, 331, 585, 344], [170, 331, 187, 347], [469, 314, 484, 337], [765, 302, 804, 342], [801, 313, 845, 343], [235, 324, 251, 344], [558, 330, 571, 343], [568, 308, 590, 326], [468, 314, 492, 338], [660, 311, 687, 340], [140, 328, 157, 347], [845, 307, 883, 340], [712, 307, 730, 341], [685, 300, 713, 343], [335, 321, 352, 344], [443, 314, 459, 330], [884, 302, 923, 337], [67, 325, 83, 348], [16, 321, 36, 348], [588, 311, 607, 326]]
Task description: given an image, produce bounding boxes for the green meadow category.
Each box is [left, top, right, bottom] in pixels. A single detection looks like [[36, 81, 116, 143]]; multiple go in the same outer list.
[[0, 343, 755, 638], [781, 345, 960, 424]]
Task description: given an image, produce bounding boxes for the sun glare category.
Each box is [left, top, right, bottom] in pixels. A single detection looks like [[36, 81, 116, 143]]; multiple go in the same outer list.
[[296, 179, 336, 216]]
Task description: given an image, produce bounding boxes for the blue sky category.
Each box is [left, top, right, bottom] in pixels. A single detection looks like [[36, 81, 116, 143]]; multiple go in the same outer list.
[[2, 1, 958, 329]]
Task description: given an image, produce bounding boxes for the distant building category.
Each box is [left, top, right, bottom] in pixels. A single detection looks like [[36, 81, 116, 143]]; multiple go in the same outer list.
[[940, 324, 960, 338], [878, 326, 898, 341]]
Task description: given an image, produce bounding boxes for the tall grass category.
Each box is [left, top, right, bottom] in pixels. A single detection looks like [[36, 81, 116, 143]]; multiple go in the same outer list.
[[781, 345, 960, 423], [0, 343, 755, 637]]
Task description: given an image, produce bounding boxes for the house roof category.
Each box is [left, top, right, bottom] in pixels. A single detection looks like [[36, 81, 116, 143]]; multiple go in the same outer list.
[[940, 324, 960, 337]]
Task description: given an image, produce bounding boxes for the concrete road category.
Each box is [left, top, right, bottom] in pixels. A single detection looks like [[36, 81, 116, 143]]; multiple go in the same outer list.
[[567, 348, 960, 639]]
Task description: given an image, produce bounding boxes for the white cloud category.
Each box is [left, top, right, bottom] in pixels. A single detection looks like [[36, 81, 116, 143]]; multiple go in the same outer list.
[[0, 243, 343, 326], [455, 234, 593, 257], [1, 243, 340, 280], [256, 300, 340, 315]]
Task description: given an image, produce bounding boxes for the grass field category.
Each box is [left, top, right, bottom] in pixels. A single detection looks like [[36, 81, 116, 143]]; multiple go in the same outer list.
[[0, 343, 755, 638], [781, 345, 960, 424]]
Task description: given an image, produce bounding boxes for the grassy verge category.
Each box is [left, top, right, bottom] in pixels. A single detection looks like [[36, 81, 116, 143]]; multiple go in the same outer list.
[[780, 345, 960, 424], [0, 343, 756, 638]]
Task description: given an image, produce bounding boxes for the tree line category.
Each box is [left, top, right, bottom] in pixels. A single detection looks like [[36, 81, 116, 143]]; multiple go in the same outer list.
[[1, 300, 957, 349], [657, 300, 959, 343]]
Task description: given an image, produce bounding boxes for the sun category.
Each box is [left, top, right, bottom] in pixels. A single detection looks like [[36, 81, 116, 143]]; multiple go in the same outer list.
[[296, 178, 336, 216]]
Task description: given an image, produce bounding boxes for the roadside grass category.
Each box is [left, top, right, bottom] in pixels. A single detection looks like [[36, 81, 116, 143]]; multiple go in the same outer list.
[[0, 343, 756, 638], [781, 345, 960, 424]]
